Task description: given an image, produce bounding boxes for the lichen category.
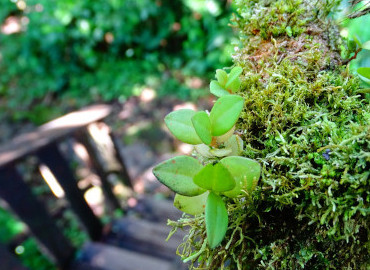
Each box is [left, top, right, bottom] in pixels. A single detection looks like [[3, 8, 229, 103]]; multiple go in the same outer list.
[[168, 0, 369, 269]]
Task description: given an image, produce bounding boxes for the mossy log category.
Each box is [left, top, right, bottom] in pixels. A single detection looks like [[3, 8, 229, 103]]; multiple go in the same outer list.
[[169, 0, 369, 269]]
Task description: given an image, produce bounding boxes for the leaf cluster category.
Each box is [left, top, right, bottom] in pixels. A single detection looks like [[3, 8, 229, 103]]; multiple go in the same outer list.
[[154, 89, 262, 249]]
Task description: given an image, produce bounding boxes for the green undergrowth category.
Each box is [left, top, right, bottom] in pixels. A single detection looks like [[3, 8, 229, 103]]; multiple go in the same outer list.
[[167, 0, 369, 269]]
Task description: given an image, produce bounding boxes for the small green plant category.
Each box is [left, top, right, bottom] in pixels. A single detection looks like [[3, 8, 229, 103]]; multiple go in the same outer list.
[[153, 68, 261, 249], [209, 67, 243, 97]]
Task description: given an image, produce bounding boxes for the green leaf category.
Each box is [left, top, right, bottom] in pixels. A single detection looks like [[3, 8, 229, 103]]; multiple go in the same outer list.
[[215, 126, 235, 144], [153, 156, 205, 196], [225, 67, 242, 92], [223, 135, 244, 156], [192, 111, 212, 145], [215, 69, 228, 86], [164, 109, 202, 144], [210, 80, 230, 97], [362, 40, 370, 50], [210, 95, 244, 136], [194, 144, 214, 158], [347, 39, 357, 52], [357, 67, 370, 85], [225, 77, 241, 93], [174, 191, 209, 215], [353, 35, 362, 47], [209, 148, 232, 157], [220, 156, 261, 198], [193, 163, 235, 192], [285, 26, 292, 37], [205, 192, 228, 249]]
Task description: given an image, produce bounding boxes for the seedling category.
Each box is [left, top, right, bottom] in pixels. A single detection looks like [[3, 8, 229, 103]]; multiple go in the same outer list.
[[153, 66, 261, 250], [209, 67, 243, 97]]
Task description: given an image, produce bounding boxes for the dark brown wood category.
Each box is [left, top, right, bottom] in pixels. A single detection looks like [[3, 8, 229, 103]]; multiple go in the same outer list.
[[71, 242, 173, 270], [0, 166, 75, 268], [102, 217, 185, 261], [0, 105, 112, 168], [0, 243, 28, 270], [36, 143, 103, 241], [109, 132, 133, 188], [75, 130, 122, 212]]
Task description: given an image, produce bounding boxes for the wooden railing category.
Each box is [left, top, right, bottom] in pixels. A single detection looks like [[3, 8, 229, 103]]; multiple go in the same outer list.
[[0, 105, 133, 269]]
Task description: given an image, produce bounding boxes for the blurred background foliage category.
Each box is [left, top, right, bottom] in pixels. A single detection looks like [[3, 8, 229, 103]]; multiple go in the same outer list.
[[0, 0, 236, 124]]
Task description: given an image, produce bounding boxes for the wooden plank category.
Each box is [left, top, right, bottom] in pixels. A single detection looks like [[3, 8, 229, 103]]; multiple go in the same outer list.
[[102, 217, 185, 261], [36, 143, 103, 241], [0, 105, 111, 168], [109, 132, 133, 188], [74, 130, 122, 212], [0, 166, 75, 268], [130, 197, 182, 223], [0, 243, 29, 270], [71, 242, 172, 270]]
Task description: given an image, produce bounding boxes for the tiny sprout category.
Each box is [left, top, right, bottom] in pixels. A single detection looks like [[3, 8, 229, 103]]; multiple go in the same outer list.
[[210, 66, 243, 97]]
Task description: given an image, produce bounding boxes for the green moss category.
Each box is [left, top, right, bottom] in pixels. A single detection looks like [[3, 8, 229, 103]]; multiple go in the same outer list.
[[167, 0, 369, 269]]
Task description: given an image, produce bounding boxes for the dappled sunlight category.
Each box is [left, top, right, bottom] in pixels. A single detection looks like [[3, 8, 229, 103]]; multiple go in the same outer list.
[[39, 105, 111, 131], [84, 186, 104, 216], [139, 88, 156, 103], [1, 16, 22, 35], [39, 164, 65, 198], [173, 102, 197, 111]]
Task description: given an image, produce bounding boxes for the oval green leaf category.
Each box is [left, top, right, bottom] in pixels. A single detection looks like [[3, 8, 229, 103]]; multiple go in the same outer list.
[[210, 95, 244, 136], [164, 109, 202, 145], [215, 69, 228, 86], [362, 40, 370, 50], [193, 163, 235, 192], [152, 156, 205, 196], [174, 191, 209, 216], [210, 80, 230, 97], [209, 148, 232, 157], [205, 192, 228, 249], [223, 135, 244, 156], [357, 67, 370, 85], [225, 66, 242, 92], [220, 156, 261, 198], [192, 111, 212, 145]]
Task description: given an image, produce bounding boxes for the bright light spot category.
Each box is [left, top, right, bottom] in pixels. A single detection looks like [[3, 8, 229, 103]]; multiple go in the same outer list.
[[178, 143, 193, 155], [139, 88, 156, 102], [125, 48, 134, 57], [73, 142, 89, 164], [1, 16, 21, 35], [206, 0, 219, 15], [340, 28, 349, 38], [17, 1, 26, 10], [104, 32, 114, 43], [15, 246, 25, 255], [127, 197, 138, 207], [173, 102, 197, 111], [172, 22, 181, 31], [84, 186, 104, 216], [187, 77, 203, 89], [39, 164, 65, 198], [78, 20, 90, 34]]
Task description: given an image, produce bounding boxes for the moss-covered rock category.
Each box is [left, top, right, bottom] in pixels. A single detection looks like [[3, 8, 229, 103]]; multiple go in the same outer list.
[[168, 0, 369, 269]]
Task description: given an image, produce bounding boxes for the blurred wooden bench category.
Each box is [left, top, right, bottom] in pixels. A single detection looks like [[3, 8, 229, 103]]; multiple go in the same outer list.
[[0, 105, 185, 270]]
